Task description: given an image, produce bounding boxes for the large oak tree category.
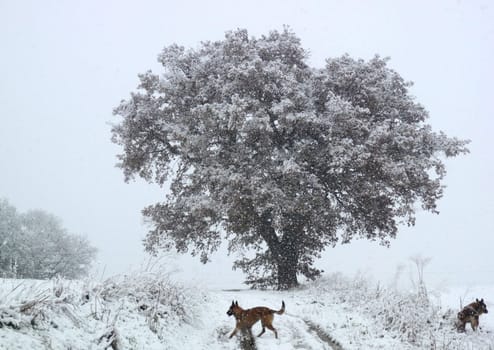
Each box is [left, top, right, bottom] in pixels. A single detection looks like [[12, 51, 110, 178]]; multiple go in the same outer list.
[[111, 28, 468, 289]]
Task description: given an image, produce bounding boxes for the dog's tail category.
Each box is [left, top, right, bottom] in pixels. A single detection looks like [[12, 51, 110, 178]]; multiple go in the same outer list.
[[275, 301, 285, 315]]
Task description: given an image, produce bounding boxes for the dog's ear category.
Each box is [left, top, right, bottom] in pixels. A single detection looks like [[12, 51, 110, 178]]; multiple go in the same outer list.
[[231, 300, 235, 306], [235, 301, 239, 306], [481, 298, 484, 303], [477, 298, 479, 302]]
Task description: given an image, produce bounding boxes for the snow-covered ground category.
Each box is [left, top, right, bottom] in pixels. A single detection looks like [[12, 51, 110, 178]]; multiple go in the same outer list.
[[1, 272, 493, 350]]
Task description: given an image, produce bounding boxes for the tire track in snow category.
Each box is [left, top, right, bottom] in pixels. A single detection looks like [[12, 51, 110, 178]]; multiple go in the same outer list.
[[228, 314, 340, 350], [268, 312, 343, 350], [304, 319, 345, 350]]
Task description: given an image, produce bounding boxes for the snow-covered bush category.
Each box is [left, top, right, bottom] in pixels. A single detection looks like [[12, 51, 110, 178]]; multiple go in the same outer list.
[[0, 278, 81, 331], [87, 270, 204, 331]]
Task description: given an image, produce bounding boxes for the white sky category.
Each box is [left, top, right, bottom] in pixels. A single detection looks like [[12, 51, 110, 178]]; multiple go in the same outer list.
[[1, 0, 492, 288]]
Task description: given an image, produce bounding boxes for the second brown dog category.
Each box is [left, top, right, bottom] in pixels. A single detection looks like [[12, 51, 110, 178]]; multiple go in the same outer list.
[[457, 298, 488, 332]]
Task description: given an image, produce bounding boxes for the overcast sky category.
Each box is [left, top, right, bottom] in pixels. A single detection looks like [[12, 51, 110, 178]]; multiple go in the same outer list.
[[1, 0, 492, 289]]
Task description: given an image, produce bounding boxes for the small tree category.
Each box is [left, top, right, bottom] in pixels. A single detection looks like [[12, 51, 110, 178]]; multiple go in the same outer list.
[[112, 28, 469, 289]]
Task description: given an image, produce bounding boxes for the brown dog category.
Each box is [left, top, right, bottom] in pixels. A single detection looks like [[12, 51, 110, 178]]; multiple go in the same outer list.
[[226, 300, 285, 339], [457, 298, 488, 332]]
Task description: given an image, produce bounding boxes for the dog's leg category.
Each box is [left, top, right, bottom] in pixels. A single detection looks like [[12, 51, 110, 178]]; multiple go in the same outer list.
[[456, 317, 466, 333], [471, 317, 479, 331], [458, 323, 466, 332], [229, 326, 239, 338], [257, 326, 266, 337], [266, 324, 278, 339]]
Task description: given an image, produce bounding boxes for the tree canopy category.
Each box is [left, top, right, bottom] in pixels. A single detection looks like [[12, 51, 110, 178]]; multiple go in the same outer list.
[[111, 28, 469, 289]]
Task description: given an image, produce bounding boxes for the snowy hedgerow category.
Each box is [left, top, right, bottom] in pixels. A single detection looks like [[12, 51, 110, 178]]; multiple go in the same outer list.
[[0, 271, 210, 349]]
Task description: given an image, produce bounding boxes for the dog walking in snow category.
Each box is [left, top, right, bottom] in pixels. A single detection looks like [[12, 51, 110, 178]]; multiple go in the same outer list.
[[226, 300, 285, 339], [456, 298, 488, 332]]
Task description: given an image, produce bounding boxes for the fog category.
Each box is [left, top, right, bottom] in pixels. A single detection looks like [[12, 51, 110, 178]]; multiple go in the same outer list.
[[1, 0, 492, 289]]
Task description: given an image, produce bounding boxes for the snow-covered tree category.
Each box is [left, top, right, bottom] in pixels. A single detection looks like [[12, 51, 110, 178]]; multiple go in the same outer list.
[[18, 210, 97, 279], [0, 200, 97, 279], [0, 199, 21, 277], [111, 28, 469, 289]]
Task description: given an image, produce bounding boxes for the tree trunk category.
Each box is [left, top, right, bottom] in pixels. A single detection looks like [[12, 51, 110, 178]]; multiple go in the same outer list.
[[257, 210, 301, 290], [276, 223, 301, 290], [277, 251, 299, 290]]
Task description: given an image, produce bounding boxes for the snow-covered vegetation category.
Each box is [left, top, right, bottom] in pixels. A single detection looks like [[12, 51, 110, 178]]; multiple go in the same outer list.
[[1, 267, 492, 349], [0, 270, 210, 349]]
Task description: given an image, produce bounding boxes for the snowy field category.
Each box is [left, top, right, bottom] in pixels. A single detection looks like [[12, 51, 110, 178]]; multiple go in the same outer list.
[[1, 270, 493, 350]]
